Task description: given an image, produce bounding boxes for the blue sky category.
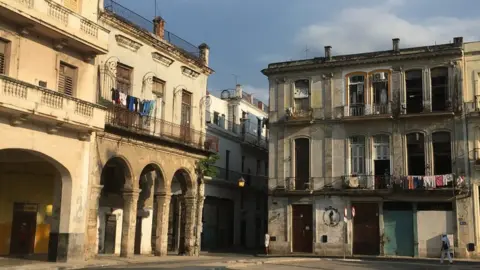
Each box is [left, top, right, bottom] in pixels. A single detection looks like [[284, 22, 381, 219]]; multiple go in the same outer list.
[[115, 0, 480, 103]]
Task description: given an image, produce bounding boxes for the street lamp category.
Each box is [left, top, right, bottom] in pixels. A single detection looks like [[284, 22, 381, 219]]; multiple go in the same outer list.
[[238, 176, 246, 188]]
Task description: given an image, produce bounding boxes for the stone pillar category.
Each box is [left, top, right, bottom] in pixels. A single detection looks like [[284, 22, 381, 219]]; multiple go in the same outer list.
[[120, 189, 140, 258], [183, 195, 197, 256], [153, 192, 171, 256], [194, 181, 205, 256], [85, 185, 103, 259]]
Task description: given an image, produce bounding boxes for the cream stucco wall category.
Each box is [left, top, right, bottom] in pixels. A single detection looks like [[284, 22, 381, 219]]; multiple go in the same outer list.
[[417, 210, 454, 257]]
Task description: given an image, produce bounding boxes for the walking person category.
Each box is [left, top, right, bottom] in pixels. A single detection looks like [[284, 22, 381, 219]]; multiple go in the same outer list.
[[440, 234, 453, 264], [264, 233, 270, 255]]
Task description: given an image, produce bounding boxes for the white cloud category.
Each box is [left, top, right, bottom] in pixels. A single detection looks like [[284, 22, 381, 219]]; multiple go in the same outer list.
[[243, 85, 269, 104], [296, 0, 480, 55]]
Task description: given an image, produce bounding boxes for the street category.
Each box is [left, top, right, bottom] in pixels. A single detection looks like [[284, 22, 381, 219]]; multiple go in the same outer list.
[[84, 258, 480, 270]]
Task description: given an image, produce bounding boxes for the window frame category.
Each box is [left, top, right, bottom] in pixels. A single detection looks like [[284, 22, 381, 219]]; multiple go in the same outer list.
[[116, 63, 133, 94], [293, 79, 310, 112], [350, 136, 366, 175], [58, 61, 77, 96], [0, 38, 9, 75]]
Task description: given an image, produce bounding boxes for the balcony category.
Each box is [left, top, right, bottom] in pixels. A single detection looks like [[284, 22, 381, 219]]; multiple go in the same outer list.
[[0, 74, 105, 132], [342, 103, 392, 119], [212, 166, 268, 190], [285, 107, 312, 121], [106, 106, 209, 151], [0, 0, 109, 54]]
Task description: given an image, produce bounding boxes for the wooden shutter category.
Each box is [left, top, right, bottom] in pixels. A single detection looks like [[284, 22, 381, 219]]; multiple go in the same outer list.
[[58, 62, 76, 96], [0, 40, 6, 75], [152, 77, 165, 97], [116, 64, 132, 94], [63, 0, 80, 12]]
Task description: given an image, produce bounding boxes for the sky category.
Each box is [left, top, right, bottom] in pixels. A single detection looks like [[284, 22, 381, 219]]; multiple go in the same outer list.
[[115, 0, 480, 103]]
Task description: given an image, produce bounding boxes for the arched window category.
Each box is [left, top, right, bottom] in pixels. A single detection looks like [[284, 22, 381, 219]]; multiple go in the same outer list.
[[432, 132, 452, 174], [406, 133, 425, 175], [431, 67, 449, 111], [371, 72, 389, 114], [348, 75, 365, 116], [294, 138, 310, 190], [405, 70, 423, 114]]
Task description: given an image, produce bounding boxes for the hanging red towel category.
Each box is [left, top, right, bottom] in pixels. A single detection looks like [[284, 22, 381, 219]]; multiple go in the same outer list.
[[435, 175, 443, 187], [407, 176, 414, 189]]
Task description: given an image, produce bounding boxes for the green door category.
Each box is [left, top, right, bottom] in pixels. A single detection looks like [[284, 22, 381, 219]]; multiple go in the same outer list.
[[383, 210, 414, 256]]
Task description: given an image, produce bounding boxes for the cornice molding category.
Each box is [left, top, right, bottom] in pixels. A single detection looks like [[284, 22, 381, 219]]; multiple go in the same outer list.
[[152, 52, 174, 67], [115, 34, 143, 52]]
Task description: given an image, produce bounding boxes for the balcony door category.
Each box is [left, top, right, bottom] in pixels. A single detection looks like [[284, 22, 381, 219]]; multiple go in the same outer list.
[[294, 138, 310, 190], [180, 90, 192, 142]]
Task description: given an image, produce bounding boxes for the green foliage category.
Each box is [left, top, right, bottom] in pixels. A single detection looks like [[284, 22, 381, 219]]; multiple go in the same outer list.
[[198, 153, 220, 177]]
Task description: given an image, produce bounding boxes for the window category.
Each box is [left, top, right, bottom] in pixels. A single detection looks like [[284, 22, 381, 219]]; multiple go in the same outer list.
[[373, 135, 389, 160], [372, 72, 389, 114], [432, 132, 452, 175], [0, 39, 7, 74], [63, 0, 80, 12], [293, 80, 310, 112], [213, 111, 220, 125], [348, 75, 365, 116], [405, 70, 423, 113], [116, 63, 132, 94], [152, 77, 164, 120], [294, 138, 310, 190], [407, 133, 425, 175], [58, 62, 76, 96], [350, 136, 365, 174], [431, 67, 449, 111]]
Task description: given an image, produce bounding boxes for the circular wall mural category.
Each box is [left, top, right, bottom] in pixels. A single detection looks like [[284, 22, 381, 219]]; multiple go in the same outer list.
[[323, 206, 340, 227]]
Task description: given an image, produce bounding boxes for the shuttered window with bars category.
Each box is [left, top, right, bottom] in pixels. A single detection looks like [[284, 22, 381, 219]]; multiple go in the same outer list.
[[116, 64, 132, 94], [58, 62, 76, 96], [0, 40, 7, 75]]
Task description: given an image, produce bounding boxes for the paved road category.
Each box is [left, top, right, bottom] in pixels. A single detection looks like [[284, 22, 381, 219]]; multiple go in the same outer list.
[[85, 258, 479, 270]]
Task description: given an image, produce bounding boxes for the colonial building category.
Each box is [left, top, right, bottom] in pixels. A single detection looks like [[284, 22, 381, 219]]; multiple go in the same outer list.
[[263, 37, 480, 258], [202, 84, 269, 251], [84, 0, 214, 259], [0, 0, 108, 262]]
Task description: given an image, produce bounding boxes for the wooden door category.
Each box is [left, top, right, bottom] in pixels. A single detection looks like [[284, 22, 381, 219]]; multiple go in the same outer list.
[[180, 91, 192, 142], [104, 214, 117, 254], [134, 217, 142, 254], [292, 204, 313, 253], [352, 203, 380, 255], [10, 209, 36, 255]]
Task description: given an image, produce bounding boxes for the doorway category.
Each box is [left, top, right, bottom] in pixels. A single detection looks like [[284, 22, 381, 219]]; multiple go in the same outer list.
[[294, 138, 310, 190], [292, 204, 313, 253], [352, 203, 380, 255], [134, 216, 142, 254], [10, 203, 37, 255], [103, 214, 117, 254]]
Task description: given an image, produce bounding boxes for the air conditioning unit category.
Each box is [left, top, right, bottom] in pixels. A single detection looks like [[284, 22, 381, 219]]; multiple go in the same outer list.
[[373, 72, 386, 81]]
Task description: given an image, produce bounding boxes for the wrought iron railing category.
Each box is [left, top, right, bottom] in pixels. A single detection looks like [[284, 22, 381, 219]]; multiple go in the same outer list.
[[206, 111, 242, 135], [105, 106, 209, 150], [103, 0, 200, 59], [348, 104, 365, 116], [212, 166, 267, 189]]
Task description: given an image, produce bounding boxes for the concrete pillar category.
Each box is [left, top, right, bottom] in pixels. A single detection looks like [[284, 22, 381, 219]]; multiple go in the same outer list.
[[120, 189, 140, 257], [153, 192, 171, 256], [194, 182, 205, 256], [183, 195, 197, 256], [85, 185, 103, 259]]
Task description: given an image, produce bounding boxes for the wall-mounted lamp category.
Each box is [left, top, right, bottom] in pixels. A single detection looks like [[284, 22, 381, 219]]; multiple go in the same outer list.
[[238, 177, 246, 188]]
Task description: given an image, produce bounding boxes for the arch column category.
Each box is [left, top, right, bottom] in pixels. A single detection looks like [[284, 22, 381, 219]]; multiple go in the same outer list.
[[85, 184, 103, 259], [154, 191, 171, 256], [194, 181, 205, 256], [120, 189, 141, 257], [183, 195, 197, 256]]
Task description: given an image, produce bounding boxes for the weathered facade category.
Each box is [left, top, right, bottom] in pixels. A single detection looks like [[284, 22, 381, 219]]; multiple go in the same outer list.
[[263, 37, 480, 258], [203, 85, 269, 251], [0, 0, 108, 262], [83, 0, 214, 259]]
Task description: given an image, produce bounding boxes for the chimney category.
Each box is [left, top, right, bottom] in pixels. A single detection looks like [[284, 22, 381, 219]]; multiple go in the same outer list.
[[198, 43, 210, 66], [453, 37, 464, 46], [153, 16, 165, 39], [392, 38, 400, 52], [324, 46, 332, 60], [235, 84, 242, 98]]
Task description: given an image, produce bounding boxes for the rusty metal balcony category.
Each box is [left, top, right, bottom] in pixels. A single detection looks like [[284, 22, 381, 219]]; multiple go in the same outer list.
[[0, 0, 109, 54], [105, 106, 210, 151], [0, 74, 105, 132]]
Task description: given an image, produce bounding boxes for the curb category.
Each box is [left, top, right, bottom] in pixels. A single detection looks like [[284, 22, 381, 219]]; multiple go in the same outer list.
[[225, 258, 323, 268]]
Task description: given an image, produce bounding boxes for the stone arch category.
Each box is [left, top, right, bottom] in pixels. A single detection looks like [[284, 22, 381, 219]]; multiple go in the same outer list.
[[172, 167, 194, 195], [0, 148, 73, 262]]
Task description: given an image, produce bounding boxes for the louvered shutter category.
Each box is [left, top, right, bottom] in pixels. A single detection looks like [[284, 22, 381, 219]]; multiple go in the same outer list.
[[58, 63, 75, 96], [0, 41, 6, 74]]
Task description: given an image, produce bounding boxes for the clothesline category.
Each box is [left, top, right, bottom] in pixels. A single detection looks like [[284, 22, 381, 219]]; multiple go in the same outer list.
[[111, 88, 156, 117], [391, 174, 464, 190]]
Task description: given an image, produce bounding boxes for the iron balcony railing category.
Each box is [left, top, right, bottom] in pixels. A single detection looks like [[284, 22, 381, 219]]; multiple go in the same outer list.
[[105, 105, 214, 150], [285, 177, 344, 191], [212, 166, 267, 189], [103, 0, 201, 59]]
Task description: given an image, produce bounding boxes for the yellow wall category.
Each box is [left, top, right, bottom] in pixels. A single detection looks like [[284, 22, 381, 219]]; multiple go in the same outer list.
[[0, 166, 54, 255]]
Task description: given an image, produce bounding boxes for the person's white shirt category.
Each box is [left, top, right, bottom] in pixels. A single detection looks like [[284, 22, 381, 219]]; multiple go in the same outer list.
[[440, 234, 453, 264], [264, 233, 270, 247]]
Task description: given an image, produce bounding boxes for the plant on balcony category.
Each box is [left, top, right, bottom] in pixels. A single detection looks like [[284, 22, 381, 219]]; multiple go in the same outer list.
[[197, 153, 220, 178]]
